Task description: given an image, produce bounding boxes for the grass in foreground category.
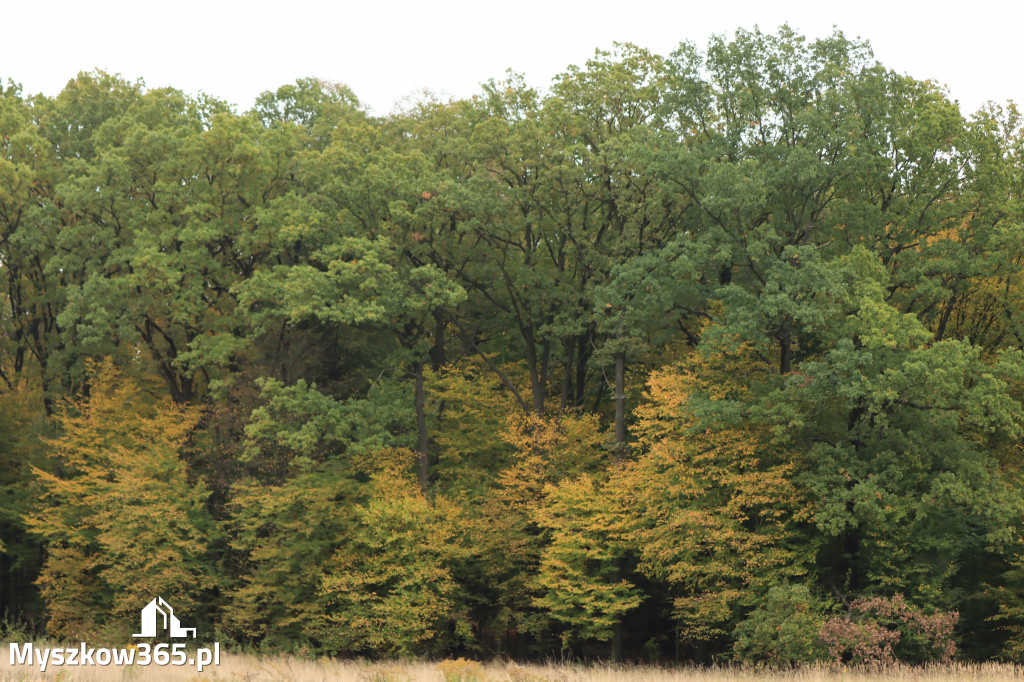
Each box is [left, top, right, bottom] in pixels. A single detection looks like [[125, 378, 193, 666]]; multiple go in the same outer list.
[[3, 654, 1024, 682]]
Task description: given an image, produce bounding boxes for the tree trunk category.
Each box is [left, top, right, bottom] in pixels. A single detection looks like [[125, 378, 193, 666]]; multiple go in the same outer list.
[[779, 328, 792, 374], [415, 360, 429, 495], [523, 328, 547, 415], [431, 313, 446, 371], [935, 292, 957, 342], [530, 362, 546, 415], [560, 340, 574, 412], [614, 350, 627, 461], [575, 330, 592, 407]]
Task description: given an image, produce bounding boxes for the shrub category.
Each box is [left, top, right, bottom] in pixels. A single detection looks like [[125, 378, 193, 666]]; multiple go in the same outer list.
[[732, 583, 831, 664], [436, 658, 487, 681], [818, 594, 958, 666]]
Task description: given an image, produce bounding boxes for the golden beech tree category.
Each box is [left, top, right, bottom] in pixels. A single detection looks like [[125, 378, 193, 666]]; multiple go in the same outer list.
[[307, 468, 468, 656], [26, 361, 217, 641], [532, 474, 643, 653], [491, 410, 612, 631], [423, 357, 622, 650], [616, 344, 805, 642]]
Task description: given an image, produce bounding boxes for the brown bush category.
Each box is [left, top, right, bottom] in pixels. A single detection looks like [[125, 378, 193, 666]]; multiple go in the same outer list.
[[818, 594, 958, 666]]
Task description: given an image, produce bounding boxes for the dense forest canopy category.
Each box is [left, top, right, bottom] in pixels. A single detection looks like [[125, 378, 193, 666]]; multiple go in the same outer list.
[[3, 26, 1024, 664]]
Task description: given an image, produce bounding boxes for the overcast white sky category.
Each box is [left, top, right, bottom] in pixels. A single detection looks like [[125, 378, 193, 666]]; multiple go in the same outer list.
[[3, 1, 1022, 116]]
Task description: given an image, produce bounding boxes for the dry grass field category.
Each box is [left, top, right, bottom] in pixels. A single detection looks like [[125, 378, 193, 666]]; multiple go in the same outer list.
[[3, 653, 1024, 682]]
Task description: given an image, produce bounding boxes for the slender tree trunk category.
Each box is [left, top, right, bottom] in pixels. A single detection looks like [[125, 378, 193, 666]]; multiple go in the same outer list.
[[779, 328, 792, 374], [935, 292, 957, 342], [39, 360, 54, 416], [611, 618, 623, 662], [575, 330, 591, 407], [523, 328, 547, 415], [612, 348, 627, 660], [530, 363, 546, 415], [431, 313, 446, 371], [614, 350, 627, 461], [415, 360, 429, 495], [560, 340, 574, 413]]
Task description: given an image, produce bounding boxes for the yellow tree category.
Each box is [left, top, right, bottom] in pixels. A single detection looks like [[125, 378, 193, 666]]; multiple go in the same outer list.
[[617, 340, 805, 643], [532, 474, 643, 653], [26, 361, 216, 641], [307, 467, 467, 656], [488, 407, 623, 653]]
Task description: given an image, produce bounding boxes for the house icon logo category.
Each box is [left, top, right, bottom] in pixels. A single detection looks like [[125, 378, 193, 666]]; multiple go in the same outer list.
[[132, 597, 197, 638]]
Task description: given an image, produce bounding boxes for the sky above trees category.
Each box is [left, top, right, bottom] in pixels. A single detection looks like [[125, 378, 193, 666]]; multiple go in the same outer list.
[[4, 0, 1022, 115]]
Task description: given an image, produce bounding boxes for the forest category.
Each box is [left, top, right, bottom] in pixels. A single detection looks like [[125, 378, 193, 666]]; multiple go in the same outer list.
[[2, 25, 1024, 666]]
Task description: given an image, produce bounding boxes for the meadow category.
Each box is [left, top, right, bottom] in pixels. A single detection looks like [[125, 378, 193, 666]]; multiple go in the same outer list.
[[3, 655, 1024, 682]]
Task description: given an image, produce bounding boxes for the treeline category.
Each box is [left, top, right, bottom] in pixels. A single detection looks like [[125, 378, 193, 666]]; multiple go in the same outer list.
[[3, 26, 1024, 664]]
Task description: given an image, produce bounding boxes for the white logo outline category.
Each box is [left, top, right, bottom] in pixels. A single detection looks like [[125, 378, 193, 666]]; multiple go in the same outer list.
[[132, 597, 196, 638]]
